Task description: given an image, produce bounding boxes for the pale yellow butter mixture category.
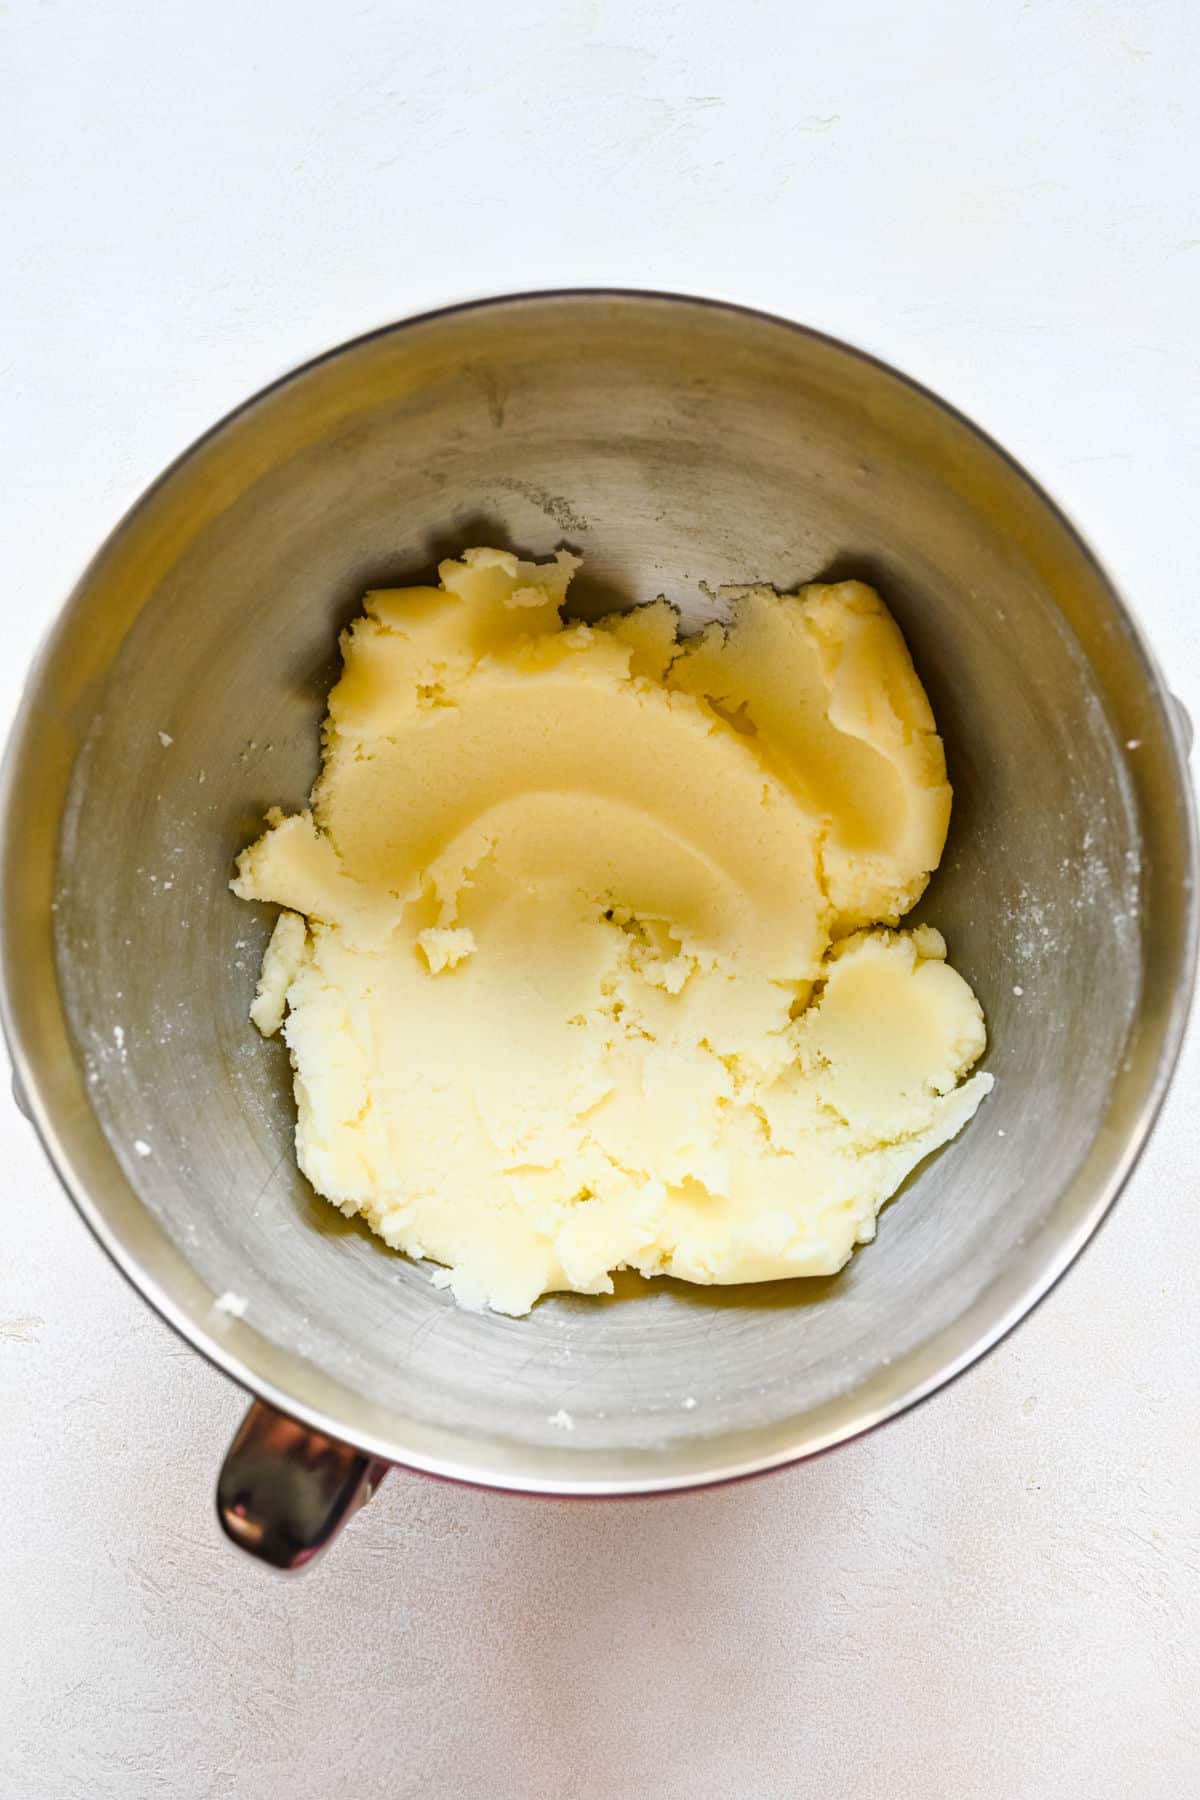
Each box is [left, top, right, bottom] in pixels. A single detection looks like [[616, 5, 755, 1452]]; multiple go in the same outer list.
[[234, 549, 991, 1314]]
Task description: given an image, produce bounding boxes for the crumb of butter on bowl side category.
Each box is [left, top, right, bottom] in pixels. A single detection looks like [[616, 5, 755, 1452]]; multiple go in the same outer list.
[[232, 549, 992, 1316]]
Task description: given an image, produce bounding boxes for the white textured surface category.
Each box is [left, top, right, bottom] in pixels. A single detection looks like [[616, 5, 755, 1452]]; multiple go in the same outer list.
[[2, 3, 1198, 1796]]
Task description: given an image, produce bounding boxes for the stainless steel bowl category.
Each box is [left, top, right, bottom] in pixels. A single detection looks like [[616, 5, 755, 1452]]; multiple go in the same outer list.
[[3, 293, 1195, 1563]]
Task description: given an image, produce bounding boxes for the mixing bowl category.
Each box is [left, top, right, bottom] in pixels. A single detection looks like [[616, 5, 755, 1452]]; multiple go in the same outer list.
[[3, 292, 1195, 1566]]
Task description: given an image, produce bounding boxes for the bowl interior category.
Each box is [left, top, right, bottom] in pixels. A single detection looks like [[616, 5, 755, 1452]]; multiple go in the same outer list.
[[23, 295, 1191, 1487]]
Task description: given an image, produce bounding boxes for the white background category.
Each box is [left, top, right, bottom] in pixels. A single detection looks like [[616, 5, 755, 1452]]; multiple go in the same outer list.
[[2, 3, 1199, 1796]]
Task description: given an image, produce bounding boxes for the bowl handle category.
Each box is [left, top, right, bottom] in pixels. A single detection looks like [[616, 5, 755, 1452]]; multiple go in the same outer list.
[[216, 1398, 389, 1568]]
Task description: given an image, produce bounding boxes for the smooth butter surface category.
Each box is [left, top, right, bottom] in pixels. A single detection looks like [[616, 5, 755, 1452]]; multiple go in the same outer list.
[[234, 549, 991, 1314]]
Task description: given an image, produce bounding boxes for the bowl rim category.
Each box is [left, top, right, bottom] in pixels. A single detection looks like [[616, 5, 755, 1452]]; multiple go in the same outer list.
[[3, 287, 1197, 1495]]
